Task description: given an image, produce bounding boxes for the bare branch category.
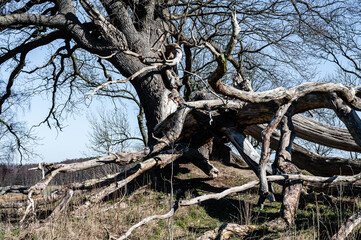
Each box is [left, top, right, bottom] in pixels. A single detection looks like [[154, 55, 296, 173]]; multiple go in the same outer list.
[[89, 43, 182, 98], [332, 209, 361, 240]]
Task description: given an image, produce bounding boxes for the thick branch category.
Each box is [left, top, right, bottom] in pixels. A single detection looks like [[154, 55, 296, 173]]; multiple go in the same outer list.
[[259, 102, 292, 203], [246, 124, 361, 176], [0, 31, 65, 65], [332, 209, 361, 240], [329, 93, 361, 148], [293, 114, 361, 152], [277, 114, 302, 225], [27, 149, 148, 195], [87, 153, 182, 204]]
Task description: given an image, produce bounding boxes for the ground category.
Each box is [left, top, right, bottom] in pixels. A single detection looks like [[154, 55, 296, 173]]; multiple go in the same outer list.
[[0, 160, 360, 239]]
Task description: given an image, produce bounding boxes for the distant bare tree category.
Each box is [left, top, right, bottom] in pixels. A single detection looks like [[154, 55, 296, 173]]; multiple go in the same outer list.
[[87, 107, 145, 155]]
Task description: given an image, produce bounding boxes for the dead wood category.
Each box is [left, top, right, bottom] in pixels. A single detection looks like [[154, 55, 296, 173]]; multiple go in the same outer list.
[[197, 223, 258, 240], [27, 148, 148, 196], [0, 190, 63, 209], [246, 124, 361, 176], [0, 185, 28, 195], [86, 153, 183, 205], [276, 114, 302, 225], [2, 1, 361, 239], [332, 209, 361, 240], [292, 114, 361, 152], [46, 188, 74, 221]]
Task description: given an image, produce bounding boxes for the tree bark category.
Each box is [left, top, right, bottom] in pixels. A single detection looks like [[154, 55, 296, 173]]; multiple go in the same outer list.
[[276, 115, 302, 225]]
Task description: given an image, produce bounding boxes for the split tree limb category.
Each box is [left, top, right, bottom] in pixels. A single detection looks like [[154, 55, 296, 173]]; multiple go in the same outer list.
[[246, 124, 361, 176], [259, 102, 292, 205], [276, 114, 302, 225], [329, 93, 361, 148], [46, 188, 74, 221]]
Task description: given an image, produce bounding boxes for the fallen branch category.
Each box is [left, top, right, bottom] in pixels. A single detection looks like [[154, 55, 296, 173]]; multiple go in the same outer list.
[[86, 153, 183, 205], [332, 209, 361, 240], [46, 189, 74, 221], [27, 149, 148, 196], [117, 203, 178, 240], [117, 171, 361, 239], [0, 185, 28, 195], [0, 190, 63, 209], [259, 102, 292, 205], [246, 124, 361, 176], [197, 223, 258, 240]]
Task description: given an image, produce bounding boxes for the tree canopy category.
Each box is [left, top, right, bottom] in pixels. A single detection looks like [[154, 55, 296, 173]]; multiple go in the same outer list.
[[1, 0, 361, 238]]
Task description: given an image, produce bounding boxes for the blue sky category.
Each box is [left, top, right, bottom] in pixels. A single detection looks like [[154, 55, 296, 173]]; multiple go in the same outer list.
[[24, 94, 92, 163], [22, 92, 140, 163], [0, 49, 140, 164]]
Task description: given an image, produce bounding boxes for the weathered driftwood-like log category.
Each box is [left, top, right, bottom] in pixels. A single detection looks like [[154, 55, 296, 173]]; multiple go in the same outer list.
[[0, 190, 63, 209], [20, 149, 150, 222], [224, 127, 266, 174], [28, 149, 148, 196], [292, 114, 361, 152], [276, 115, 302, 225], [71, 172, 122, 190], [258, 102, 292, 204], [87, 153, 183, 204], [46, 189, 74, 221], [0, 185, 28, 195], [187, 99, 360, 152], [183, 143, 219, 178], [329, 93, 361, 148], [331, 209, 361, 240], [246, 124, 361, 176]]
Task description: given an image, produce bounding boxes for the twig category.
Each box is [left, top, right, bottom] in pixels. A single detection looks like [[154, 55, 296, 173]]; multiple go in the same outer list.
[[89, 43, 183, 99], [184, 70, 225, 104], [117, 203, 178, 240], [88, 64, 159, 99]]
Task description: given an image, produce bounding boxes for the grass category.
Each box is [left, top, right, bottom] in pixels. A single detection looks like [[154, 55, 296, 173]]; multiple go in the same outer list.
[[1, 162, 361, 239]]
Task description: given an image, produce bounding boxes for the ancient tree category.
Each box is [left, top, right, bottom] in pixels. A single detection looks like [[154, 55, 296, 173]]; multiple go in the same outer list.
[[1, 0, 361, 239]]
